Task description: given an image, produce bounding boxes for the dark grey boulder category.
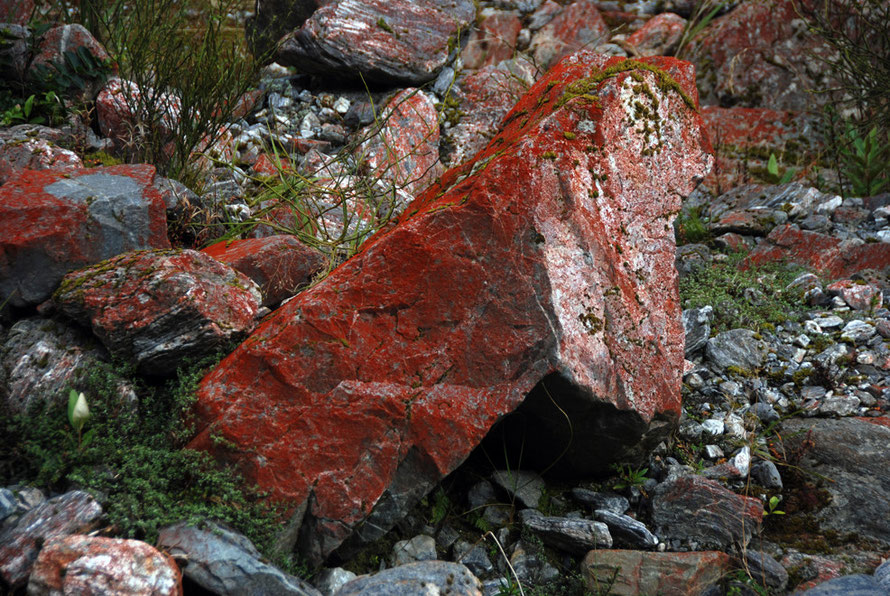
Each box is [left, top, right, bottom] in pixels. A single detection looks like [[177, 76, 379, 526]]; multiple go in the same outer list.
[[334, 561, 482, 595], [520, 511, 612, 555], [796, 574, 885, 595], [593, 509, 658, 549], [683, 306, 713, 357], [705, 328, 768, 371]]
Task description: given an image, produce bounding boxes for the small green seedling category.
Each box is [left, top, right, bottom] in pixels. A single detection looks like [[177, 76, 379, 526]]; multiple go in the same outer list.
[[67, 389, 95, 449], [764, 495, 785, 516], [612, 463, 648, 490], [767, 153, 795, 184]]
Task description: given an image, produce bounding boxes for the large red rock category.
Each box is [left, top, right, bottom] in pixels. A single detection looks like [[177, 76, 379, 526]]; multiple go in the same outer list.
[[746, 225, 890, 279], [53, 249, 262, 375], [686, 0, 836, 110], [276, 0, 477, 85], [582, 550, 731, 596], [460, 10, 523, 70], [0, 134, 83, 185], [27, 24, 113, 100], [27, 536, 182, 596], [189, 52, 712, 563], [356, 88, 443, 197], [202, 236, 326, 306], [0, 164, 170, 307], [529, 0, 610, 72]]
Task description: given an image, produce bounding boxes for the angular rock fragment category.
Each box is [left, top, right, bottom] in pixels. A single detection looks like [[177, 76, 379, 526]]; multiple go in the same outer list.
[[529, 0, 609, 71], [0, 126, 82, 185], [336, 561, 482, 595], [521, 512, 612, 555], [27, 535, 182, 596], [626, 12, 686, 56], [277, 0, 476, 85], [461, 10, 522, 70], [706, 329, 769, 372], [582, 550, 730, 596], [593, 509, 658, 549], [53, 249, 261, 375], [0, 165, 170, 307], [189, 53, 712, 562]]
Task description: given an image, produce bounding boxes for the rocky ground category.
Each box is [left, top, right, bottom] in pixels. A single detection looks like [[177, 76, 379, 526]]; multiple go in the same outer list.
[[1, 0, 890, 595]]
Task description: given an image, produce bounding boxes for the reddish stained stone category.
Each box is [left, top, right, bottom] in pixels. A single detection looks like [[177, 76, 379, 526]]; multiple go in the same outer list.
[[189, 52, 712, 562], [746, 225, 890, 279], [626, 12, 686, 56], [28, 24, 112, 75], [582, 550, 731, 596], [826, 279, 883, 311], [461, 10, 523, 70], [0, 0, 34, 24], [529, 0, 610, 71], [0, 138, 83, 185]]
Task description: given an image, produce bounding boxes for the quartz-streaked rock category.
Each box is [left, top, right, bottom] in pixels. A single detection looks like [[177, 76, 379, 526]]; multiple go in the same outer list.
[[582, 550, 730, 596], [570, 489, 629, 514], [335, 561, 482, 595], [594, 509, 658, 549], [521, 512, 612, 554], [683, 306, 713, 357], [706, 329, 769, 371]]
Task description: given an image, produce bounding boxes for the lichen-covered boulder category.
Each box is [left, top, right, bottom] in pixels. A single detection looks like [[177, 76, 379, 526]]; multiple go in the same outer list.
[[0, 165, 170, 307], [0, 131, 83, 186], [276, 0, 476, 85], [189, 52, 712, 563], [460, 10, 523, 71], [528, 0, 610, 71], [27, 536, 182, 596], [53, 249, 262, 375]]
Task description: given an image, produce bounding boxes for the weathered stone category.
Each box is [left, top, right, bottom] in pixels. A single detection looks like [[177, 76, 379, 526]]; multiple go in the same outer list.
[[782, 418, 890, 546], [582, 550, 730, 596], [508, 539, 560, 584], [593, 509, 658, 549], [797, 574, 885, 595], [277, 0, 476, 85], [529, 0, 609, 71], [0, 134, 83, 186], [710, 207, 787, 236], [27, 24, 112, 100], [53, 249, 261, 375], [453, 540, 494, 577], [706, 329, 769, 372], [0, 165, 170, 307], [626, 12, 685, 56], [0, 486, 45, 532], [827, 280, 883, 312], [246, 0, 333, 57], [156, 521, 321, 596], [840, 320, 876, 344], [570, 489, 629, 514], [0, 0, 34, 24], [751, 459, 783, 490], [521, 512, 612, 554], [189, 53, 712, 562], [491, 469, 544, 509], [27, 535, 182, 596], [461, 10, 522, 70], [0, 24, 31, 82], [683, 306, 713, 357], [313, 567, 357, 596], [96, 78, 181, 152], [202, 236, 326, 306], [336, 561, 482, 595], [650, 475, 762, 549], [0, 491, 103, 589], [0, 318, 133, 415], [356, 88, 443, 196], [391, 534, 437, 566], [738, 550, 788, 592]]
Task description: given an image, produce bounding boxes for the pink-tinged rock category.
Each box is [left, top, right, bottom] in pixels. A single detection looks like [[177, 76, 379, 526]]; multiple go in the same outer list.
[[700, 106, 822, 195], [189, 52, 712, 562], [582, 550, 731, 596], [651, 475, 762, 549], [246, 0, 334, 56], [0, 137, 82, 185], [27, 24, 113, 99], [826, 280, 883, 312], [746, 225, 890, 279], [442, 58, 538, 168], [202, 236, 326, 306], [461, 10, 523, 70], [713, 232, 750, 252], [277, 0, 477, 85], [356, 88, 443, 196], [686, 0, 836, 110], [251, 152, 292, 176], [27, 536, 182, 596], [0, 491, 103, 590], [626, 12, 686, 56], [529, 0, 610, 72], [0, 164, 170, 307], [709, 207, 787, 236], [96, 78, 181, 152], [53, 249, 262, 375], [0, 0, 34, 24]]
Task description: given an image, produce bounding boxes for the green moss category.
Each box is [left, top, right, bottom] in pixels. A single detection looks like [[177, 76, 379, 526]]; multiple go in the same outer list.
[[542, 151, 558, 160]]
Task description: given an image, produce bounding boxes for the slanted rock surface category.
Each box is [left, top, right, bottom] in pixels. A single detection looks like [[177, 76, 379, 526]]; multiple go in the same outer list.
[[0, 164, 170, 307], [53, 249, 262, 375], [335, 561, 482, 596], [581, 550, 731, 596], [189, 52, 712, 563]]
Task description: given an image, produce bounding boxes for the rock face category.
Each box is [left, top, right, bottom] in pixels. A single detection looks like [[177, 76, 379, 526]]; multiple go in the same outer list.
[[0, 126, 83, 185], [27, 535, 182, 596], [53, 249, 262, 375], [335, 561, 482, 596], [189, 53, 712, 563], [581, 550, 731, 596], [246, 0, 333, 57], [276, 0, 476, 85], [0, 164, 170, 307], [528, 0, 610, 71]]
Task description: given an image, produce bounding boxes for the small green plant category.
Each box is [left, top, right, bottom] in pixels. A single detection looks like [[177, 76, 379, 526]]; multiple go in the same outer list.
[[66, 389, 95, 450], [675, 206, 710, 245], [611, 463, 648, 490], [767, 152, 796, 184], [764, 495, 785, 517], [0, 91, 63, 126], [675, 1, 729, 59], [837, 123, 890, 197], [30, 46, 113, 94]]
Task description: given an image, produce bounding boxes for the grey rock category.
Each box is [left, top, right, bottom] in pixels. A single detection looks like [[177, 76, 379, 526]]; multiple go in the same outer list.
[[435, 525, 460, 551], [874, 558, 890, 589], [796, 574, 884, 595], [156, 521, 322, 596], [812, 314, 844, 330], [0, 491, 103, 589], [750, 402, 780, 423], [521, 513, 612, 554], [314, 568, 358, 596], [683, 306, 713, 357], [841, 320, 876, 344], [706, 329, 768, 371], [0, 24, 30, 81], [391, 534, 437, 566], [468, 480, 498, 509], [819, 393, 860, 417], [702, 418, 725, 436], [508, 540, 559, 585], [570, 489, 629, 514], [593, 509, 658, 549], [491, 469, 544, 509], [335, 561, 482, 595], [738, 550, 788, 591], [704, 445, 724, 459], [782, 418, 890, 546], [650, 475, 761, 549], [0, 489, 17, 525], [454, 540, 494, 577], [676, 243, 712, 277], [751, 460, 783, 490]]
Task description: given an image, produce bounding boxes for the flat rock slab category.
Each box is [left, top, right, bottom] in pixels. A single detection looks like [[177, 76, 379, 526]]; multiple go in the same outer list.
[[0, 164, 170, 307], [27, 535, 182, 596], [336, 561, 482, 595], [189, 53, 712, 563], [783, 418, 890, 546], [582, 550, 730, 596], [0, 491, 103, 589], [277, 0, 476, 85], [53, 249, 261, 376]]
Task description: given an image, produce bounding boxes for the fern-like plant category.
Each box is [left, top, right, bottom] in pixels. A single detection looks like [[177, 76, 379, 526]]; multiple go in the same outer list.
[[838, 123, 890, 197]]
